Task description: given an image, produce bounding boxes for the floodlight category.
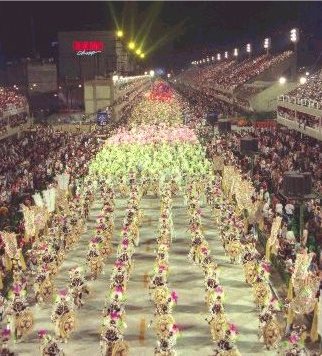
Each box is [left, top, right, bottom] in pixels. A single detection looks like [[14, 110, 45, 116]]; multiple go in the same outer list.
[[217, 53, 221, 61], [290, 28, 299, 43], [246, 43, 251, 53], [233, 48, 238, 57], [128, 42, 135, 50], [224, 51, 228, 59], [264, 37, 271, 49], [279, 77, 286, 84], [299, 77, 307, 85], [116, 30, 124, 38], [150, 70, 155, 77]]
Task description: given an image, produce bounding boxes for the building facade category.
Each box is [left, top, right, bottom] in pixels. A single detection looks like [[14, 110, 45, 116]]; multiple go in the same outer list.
[[58, 31, 134, 81]]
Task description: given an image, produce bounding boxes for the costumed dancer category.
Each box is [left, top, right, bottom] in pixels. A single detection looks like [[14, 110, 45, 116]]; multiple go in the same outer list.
[[51, 289, 76, 342]]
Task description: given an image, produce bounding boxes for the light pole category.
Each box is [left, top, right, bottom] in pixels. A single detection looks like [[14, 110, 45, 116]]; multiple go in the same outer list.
[[264, 37, 271, 55], [290, 28, 299, 76], [246, 43, 251, 59]]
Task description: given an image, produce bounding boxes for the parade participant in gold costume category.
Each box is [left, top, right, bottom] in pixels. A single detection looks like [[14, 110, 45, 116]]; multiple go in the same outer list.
[[6, 283, 33, 342], [38, 329, 65, 356], [51, 289, 76, 342], [69, 267, 90, 308]]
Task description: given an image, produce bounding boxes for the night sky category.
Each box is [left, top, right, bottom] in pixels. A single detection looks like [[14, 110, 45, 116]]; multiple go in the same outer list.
[[0, 1, 321, 65]]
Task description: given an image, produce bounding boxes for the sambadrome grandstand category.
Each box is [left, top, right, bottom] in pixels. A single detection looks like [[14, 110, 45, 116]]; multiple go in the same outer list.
[[0, 24, 321, 356]]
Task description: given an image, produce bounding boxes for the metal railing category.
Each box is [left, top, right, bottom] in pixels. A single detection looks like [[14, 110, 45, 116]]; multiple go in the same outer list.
[[278, 95, 322, 111]]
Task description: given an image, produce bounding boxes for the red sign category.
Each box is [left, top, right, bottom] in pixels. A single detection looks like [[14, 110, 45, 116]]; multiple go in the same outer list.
[[72, 41, 104, 52]]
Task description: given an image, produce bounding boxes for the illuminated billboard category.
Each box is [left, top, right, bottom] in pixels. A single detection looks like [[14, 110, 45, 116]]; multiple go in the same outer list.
[[73, 41, 104, 56]]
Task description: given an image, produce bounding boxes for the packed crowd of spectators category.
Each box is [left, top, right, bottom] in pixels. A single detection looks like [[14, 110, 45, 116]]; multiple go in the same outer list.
[[179, 84, 321, 270], [113, 78, 150, 108], [215, 129, 322, 267], [277, 106, 320, 130], [0, 127, 103, 230], [114, 77, 149, 94], [280, 69, 322, 109], [173, 82, 243, 122], [9, 113, 28, 128], [0, 119, 7, 136], [179, 51, 292, 92], [0, 87, 28, 116]]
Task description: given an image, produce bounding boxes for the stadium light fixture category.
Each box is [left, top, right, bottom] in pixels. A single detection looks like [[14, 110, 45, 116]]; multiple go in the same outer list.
[[150, 70, 155, 77], [233, 48, 238, 57], [140, 53, 145, 59], [264, 37, 271, 49], [217, 53, 221, 61], [290, 28, 299, 43], [167, 73, 171, 78], [246, 43, 251, 53], [224, 51, 228, 59], [128, 42, 135, 50], [206, 57, 210, 62], [211, 56, 215, 61], [279, 77, 286, 84], [116, 30, 124, 38], [299, 77, 307, 85], [136, 49, 142, 55]]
